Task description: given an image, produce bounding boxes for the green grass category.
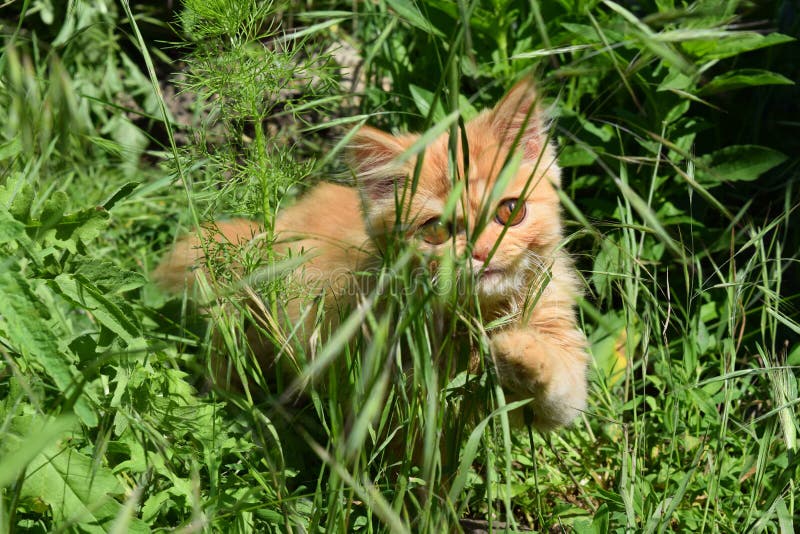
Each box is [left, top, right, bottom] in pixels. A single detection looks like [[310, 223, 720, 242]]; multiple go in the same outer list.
[[1, 0, 799, 532]]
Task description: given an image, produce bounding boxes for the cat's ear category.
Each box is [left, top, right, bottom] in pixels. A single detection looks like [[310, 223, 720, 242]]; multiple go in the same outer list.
[[490, 78, 549, 161], [348, 125, 409, 202]]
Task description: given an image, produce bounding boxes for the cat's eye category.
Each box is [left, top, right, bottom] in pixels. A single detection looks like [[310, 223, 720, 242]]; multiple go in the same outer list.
[[495, 198, 526, 226], [418, 217, 452, 245]]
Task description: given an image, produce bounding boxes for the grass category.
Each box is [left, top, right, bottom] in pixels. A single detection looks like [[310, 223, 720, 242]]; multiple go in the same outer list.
[[1, 0, 799, 532]]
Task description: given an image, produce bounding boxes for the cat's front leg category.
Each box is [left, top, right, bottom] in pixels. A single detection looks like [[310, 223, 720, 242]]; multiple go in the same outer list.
[[489, 325, 588, 430]]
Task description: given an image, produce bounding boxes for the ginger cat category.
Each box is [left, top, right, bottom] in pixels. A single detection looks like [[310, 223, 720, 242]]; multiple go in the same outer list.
[[154, 79, 588, 430]]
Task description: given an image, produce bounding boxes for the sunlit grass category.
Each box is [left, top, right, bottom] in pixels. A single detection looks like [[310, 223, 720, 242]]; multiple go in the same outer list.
[[1, 0, 798, 532]]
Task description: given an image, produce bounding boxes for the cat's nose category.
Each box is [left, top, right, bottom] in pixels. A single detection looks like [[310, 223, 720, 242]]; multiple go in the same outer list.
[[472, 248, 488, 262]]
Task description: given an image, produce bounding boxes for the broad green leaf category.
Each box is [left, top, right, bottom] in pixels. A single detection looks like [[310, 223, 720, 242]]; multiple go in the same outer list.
[[75, 260, 147, 294], [409, 84, 445, 122], [561, 22, 624, 44], [52, 273, 143, 344], [591, 323, 630, 387], [700, 69, 794, 95], [69, 333, 99, 362], [775, 496, 794, 534], [0, 175, 35, 222], [0, 264, 96, 426], [664, 100, 691, 124], [683, 32, 794, 61], [559, 144, 598, 167], [788, 345, 800, 366], [0, 208, 25, 243], [657, 70, 693, 92], [697, 145, 788, 184], [0, 416, 77, 488], [21, 441, 149, 533], [0, 137, 21, 160], [577, 114, 613, 142], [39, 190, 68, 231], [43, 207, 109, 253], [142, 490, 178, 524]]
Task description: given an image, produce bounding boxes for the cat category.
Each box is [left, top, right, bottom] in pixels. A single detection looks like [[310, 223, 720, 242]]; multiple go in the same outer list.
[[154, 78, 588, 430]]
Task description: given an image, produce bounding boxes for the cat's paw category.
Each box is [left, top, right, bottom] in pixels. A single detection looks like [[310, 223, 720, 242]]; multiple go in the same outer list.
[[489, 330, 553, 394], [489, 328, 588, 430]]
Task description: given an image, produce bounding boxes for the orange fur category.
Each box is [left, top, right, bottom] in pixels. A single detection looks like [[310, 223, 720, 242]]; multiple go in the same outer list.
[[154, 78, 588, 430]]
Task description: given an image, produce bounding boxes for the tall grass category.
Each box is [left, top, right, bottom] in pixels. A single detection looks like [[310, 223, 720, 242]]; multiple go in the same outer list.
[[1, 0, 798, 532]]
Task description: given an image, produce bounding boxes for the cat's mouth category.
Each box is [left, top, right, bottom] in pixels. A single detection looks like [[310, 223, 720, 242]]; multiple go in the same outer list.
[[479, 267, 504, 278], [469, 259, 506, 280]]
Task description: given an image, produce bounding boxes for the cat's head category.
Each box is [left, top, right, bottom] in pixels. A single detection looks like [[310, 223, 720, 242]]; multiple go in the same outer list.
[[349, 79, 562, 301]]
